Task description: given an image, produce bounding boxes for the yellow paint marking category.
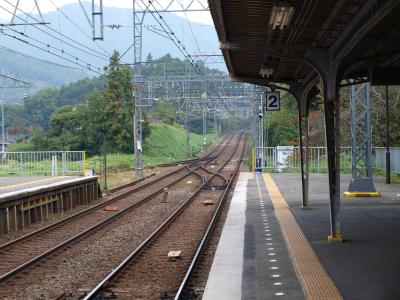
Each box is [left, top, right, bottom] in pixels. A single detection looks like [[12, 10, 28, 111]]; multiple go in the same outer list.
[[343, 191, 381, 197], [0, 177, 68, 191], [263, 173, 343, 300]]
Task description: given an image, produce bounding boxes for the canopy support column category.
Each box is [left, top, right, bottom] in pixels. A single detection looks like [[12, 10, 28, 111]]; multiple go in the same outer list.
[[287, 82, 317, 209], [321, 66, 342, 241]]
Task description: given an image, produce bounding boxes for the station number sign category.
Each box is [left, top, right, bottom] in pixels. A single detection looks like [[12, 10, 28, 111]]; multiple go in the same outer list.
[[266, 92, 280, 111]]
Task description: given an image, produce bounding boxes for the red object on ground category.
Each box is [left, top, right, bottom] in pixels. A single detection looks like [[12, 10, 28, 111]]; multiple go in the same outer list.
[[104, 204, 118, 211]]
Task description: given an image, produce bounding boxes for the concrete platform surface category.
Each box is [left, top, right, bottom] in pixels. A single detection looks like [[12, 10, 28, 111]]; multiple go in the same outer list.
[[203, 172, 400, 300], [0, 176, 79, 195]]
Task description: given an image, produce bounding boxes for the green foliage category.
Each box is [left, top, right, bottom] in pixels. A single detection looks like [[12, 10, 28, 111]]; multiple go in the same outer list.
[[264, 97, 299, 146], [7, 53, 234, 155], [57, 76, 106, 106], [152, 101, 176, 124], [87, 123, 218, 171], [220, 117, 249, 134], [4, 104, 29, 137], [48, 105, 87, 150], [30, 126, 49, 150], [142, 123, 212, 158], [6, 142, 35, 152], [24, 88, 58, 130]]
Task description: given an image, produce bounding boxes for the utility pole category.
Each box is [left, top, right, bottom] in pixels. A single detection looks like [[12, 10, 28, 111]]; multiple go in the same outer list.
[[133, 0, 144, 179], [1, 101, 4, 152], [258, 93, 264, 169], [0, 76, 30, 153], [214, 106, 218, 135], [185, 101, 191, 159], [385, 85, 391, 184], [130, 0, 209, 179], [345, 83, 378, 195], [202, 107, 207, 145], [103, 133, 110, 194]]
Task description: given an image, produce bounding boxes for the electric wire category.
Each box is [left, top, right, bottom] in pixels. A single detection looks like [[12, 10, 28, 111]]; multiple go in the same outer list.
[[0, 45, 89, 72], [142, 0, 241, 117], [0, 31, 102, 75], [2, 25, 103, 72], [176, 0, 201, 53], [2, 0, 109, 60], [47, 0, 111, 58]]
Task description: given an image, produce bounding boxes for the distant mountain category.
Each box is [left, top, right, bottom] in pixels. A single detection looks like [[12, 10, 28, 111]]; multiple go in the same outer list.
[[0, 2, 222, 102]]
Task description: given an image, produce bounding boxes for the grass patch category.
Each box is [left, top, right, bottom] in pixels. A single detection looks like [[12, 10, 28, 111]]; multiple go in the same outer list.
[[88, 123, 219, 188]]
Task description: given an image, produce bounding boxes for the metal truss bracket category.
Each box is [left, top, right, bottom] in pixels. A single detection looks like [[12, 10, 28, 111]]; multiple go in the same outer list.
[[11, 0, 45, 24], [78, 0, 103, 40], [346, 83, 378, 194], [92, 0, 104, 40]]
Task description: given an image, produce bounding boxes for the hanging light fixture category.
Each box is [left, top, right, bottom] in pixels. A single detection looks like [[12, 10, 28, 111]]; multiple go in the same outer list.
[[269, 2, 295, 30], [260, 63, 273, 78]]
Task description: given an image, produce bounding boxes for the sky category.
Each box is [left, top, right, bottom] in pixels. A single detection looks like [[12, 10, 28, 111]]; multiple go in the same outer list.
[[0, 0, 214, 25]]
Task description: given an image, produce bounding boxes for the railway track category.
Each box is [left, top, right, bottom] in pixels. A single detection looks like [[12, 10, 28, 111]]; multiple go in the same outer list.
[[0, 131, 242, 299], [81, 130, 247, 299]]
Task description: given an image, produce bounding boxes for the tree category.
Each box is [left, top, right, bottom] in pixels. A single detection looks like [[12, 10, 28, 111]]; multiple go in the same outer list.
[[4, 103, 29, 138], [24, 88, 58, 130], [264, 96, 299, 146], [48, 105, 87, 150], [85, 51, 137, 154], [103, 50, 134, 152]]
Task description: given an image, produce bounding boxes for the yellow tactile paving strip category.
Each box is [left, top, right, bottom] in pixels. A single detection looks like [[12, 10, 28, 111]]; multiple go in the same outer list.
[[263, 173, 343, 300]]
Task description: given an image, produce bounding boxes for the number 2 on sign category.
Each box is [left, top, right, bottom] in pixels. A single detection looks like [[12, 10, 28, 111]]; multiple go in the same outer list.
[[266, 92, 280, 111]]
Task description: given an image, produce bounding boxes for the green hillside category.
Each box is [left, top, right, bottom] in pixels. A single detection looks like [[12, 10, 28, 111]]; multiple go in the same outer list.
[[88, 123, 218, 172]]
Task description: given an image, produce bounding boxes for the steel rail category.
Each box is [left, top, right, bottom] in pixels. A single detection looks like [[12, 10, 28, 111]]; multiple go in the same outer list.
[[0, 133, 237, 283], [0, 166, 186, 251], [174, 131, 248, 299], [0, 167, 194, 283], [109, 132, 234, 193], [82, 130, 246, 299], [0, 133, 233, 253]]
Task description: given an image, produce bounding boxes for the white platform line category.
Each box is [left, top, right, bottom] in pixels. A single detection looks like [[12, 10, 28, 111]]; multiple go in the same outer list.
[[202, 172, 253, 300]]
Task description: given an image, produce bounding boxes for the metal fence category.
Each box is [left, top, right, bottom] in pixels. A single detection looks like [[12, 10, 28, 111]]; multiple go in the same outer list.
[[0, 151, 86, 176], [254, 146, 400, 174]]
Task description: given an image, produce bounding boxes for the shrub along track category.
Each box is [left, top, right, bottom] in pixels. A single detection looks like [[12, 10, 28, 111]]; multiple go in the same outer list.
[[0, 131, 240, 299], [81, 130, 247, 300]]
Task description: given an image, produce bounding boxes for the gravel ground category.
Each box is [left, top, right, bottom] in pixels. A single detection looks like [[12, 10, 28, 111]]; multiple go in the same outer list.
[[0, 167, 192, 277], [0, 133, 240, 300], [0, 165, 183, 246], [102, 190, 223, 299], [88, 133, 246, 299], [0, 174, 202, 299]]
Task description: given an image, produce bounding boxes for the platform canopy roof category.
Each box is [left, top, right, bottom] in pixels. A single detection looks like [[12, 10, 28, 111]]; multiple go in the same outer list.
[[210, 0, 400, 87]]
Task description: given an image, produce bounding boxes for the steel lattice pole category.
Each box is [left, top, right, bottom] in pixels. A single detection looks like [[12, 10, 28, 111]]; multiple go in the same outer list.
[[133, 0, 144, 178]]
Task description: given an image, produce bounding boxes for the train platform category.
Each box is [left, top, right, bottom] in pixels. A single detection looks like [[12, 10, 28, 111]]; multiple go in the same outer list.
[[203, 172, 400, 300], [0, 176, 79, 195], [0, 176, 99, 234]]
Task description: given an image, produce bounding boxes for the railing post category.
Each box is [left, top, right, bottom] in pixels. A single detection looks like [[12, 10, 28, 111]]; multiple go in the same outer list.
[[83, 151, 87, 176]]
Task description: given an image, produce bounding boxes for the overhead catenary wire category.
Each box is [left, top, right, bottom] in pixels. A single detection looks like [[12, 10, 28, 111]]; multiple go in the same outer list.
[[0, 45, 90, 72], [176, 0, 201, 54], [142, 0, 241, 117], [2, 25, 103, 72], [2, 0, 109, 61], [0, 31, 102, 75], [47, 0, 110, 58]]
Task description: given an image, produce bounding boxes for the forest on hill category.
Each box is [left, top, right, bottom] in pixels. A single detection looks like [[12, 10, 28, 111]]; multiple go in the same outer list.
[[5, 52, 245, 155], [4, 51, 400, 155]]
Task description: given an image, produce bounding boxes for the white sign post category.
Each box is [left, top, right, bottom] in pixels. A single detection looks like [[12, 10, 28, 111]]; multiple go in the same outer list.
[[266, 92, 281, 111]]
